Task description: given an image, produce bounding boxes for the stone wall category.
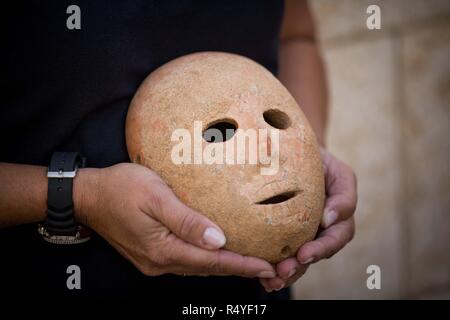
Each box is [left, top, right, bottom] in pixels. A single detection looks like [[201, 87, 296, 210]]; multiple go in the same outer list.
[[293, 0, 450, 299]]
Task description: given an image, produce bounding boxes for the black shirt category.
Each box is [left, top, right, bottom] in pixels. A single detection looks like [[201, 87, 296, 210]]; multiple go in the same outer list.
[[1, 0, 286, 299]]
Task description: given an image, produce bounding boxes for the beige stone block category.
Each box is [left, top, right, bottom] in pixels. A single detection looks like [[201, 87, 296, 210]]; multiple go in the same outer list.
[[310, 0, 372, 42], [293, 37, 403, 299], [383, 0, 450, 29], [403, 23, 450, 295], [310, 0, 450, 43]]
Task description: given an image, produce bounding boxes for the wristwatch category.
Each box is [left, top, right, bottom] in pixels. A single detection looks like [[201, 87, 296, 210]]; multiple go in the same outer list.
[[38, 152, 91, 245]]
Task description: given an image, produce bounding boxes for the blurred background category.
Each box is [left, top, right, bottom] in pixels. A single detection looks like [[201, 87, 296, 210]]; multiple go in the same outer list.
[[293, 0, 450, 299]]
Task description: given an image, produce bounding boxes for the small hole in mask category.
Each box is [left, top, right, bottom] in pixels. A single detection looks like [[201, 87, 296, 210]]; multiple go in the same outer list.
[[263, 109, 291, 129], [281, 245, 291, 257], [203, 119, 237, 143]]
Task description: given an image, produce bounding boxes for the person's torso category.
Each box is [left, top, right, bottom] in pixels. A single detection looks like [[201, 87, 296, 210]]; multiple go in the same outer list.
[[2, 0, 283, 166], [1, 0, 287, 299]]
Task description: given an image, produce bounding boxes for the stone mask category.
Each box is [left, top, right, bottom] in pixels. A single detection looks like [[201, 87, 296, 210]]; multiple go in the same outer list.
[[126, 52, 324, 263]]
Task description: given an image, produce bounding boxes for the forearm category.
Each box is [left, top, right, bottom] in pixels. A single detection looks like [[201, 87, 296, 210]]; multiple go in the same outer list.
[[0, 162, 99, 228], [278, 39, 328, 146], [0, 163, 47, 227]]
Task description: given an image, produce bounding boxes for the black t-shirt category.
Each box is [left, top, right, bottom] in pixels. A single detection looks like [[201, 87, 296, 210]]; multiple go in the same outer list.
[[1, 0, 287, 299]]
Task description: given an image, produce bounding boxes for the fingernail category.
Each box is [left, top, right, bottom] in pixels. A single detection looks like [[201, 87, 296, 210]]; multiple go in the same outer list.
[[265, 288, 273, 293], [300, 257, 314, 265], [203, 227, 226, 248], [276, 283, 285, 291], [323, 210, 337, 228], [258, 271, 276, 278], [287, 268, 297, 278]]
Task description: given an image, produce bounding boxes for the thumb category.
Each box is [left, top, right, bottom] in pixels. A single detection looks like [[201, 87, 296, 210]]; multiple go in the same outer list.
[[157, 194, 227, 250]]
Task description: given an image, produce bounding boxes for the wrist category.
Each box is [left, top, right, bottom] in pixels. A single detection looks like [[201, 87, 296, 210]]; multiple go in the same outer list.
[[73, 167, 101, 229]]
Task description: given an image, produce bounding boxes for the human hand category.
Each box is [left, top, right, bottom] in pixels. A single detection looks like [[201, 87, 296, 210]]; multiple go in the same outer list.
[[74, 163, 276, 278], [260, 148, 357, 292]]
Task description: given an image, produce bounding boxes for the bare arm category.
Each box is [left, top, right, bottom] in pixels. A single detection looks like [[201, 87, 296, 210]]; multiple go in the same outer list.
[[0, 163, 98, 228], [0, 162, 275, 277], [278, 0, 328, 146]]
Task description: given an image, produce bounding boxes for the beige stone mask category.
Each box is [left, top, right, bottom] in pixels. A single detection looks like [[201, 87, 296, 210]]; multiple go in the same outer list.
[[126, 52, 324, 263]]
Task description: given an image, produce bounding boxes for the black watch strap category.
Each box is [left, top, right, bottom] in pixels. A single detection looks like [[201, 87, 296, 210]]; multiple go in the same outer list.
[[46, 152, 85, 235]]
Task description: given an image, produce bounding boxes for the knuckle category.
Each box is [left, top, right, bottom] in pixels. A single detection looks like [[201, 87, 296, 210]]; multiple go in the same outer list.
[[324, 235, 341, 259], [316, 237, 328, 253], [146, 181, 173, 213], [146, 188, 165, 213], [178, 212, 198, 239], [205, 252, 222, 274], [322, 239, 339, 259], [238, 256, 254, 277]]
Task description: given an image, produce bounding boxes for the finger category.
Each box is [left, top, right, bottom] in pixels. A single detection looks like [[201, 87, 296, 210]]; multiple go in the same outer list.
[[259, 277, 285, 293], [259, 278, 271, 292], [298, 217, 355, 264], [154, 189, 227, 250], [284, 266, 309, 287], [258, 258, 299, 292], [321, 162, 357, 228], [165, 236, 276, 278], [261, 263, 309, 292], [276, 257, 301, 280]]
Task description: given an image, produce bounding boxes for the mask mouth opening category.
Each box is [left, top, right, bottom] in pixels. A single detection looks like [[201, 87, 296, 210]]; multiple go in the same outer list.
[[256, 190, 300, 205]]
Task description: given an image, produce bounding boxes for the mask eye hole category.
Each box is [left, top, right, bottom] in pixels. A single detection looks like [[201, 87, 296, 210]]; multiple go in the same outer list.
[[203, 119, 237, 143], [263, 109, 291, 129]]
